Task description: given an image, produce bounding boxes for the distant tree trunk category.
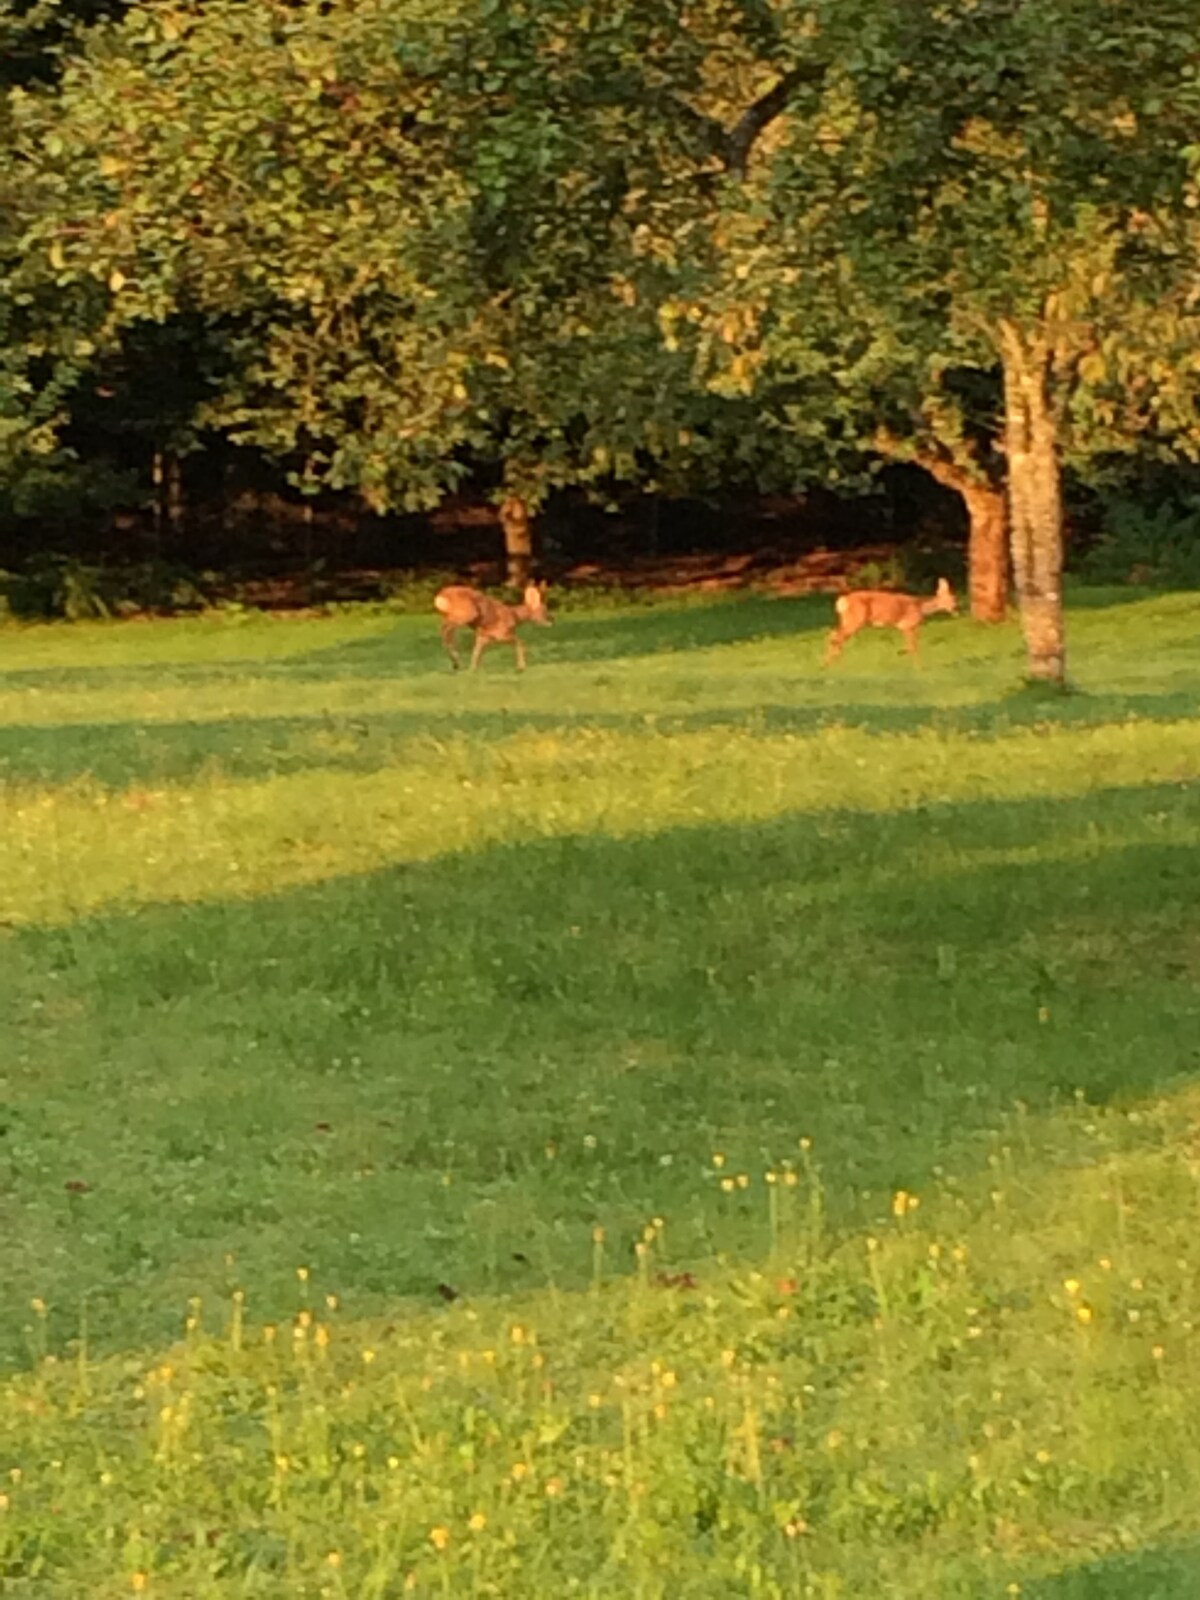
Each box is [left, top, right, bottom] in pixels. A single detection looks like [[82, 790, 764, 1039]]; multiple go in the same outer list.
[[500, 494, 532, 586], [911, 453, 1008, 624], [166, 453, 184, 543], [1000, 327, 1066, 683], [151, 447, 164, 550]]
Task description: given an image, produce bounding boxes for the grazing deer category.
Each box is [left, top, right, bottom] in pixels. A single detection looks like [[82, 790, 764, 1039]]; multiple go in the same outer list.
[[825, 577, 957, 664], [433, 582, 552, 672]]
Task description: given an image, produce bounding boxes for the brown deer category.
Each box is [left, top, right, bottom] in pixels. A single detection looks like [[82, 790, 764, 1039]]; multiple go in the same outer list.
[[433, 582, 552, 672], [825, 577, 957, 664]]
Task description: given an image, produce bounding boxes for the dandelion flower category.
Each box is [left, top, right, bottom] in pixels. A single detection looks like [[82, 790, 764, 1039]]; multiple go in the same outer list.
[[469, 1512, 487, 1532], [1076, 1306, 1093, 1325], [429, 1526, 451, 1552]]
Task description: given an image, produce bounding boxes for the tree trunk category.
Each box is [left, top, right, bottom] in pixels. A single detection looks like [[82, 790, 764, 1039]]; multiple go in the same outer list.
[[912, 452, 1008, 623], [166, 453, 184, 544], [151, 447, 164, 550], [500, 494, 532, 587], [1001, 329, 1066, 683], [961, 481, 1008, 624]]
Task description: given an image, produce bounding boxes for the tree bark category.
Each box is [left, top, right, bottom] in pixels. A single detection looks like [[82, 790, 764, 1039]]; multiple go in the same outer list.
[[500, 494, 533, 587], [911, 452, 1009, 623], [1000, 328, 1066, 683], [961, 480, 1008, 624]]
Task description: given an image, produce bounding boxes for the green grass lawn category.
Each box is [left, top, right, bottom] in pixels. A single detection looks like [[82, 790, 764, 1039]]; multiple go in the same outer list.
[[1, 586, 1199, 1595]]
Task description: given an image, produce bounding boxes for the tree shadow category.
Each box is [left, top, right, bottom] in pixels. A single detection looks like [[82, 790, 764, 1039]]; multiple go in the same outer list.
[[1022, 1540, 1200, 1597], [1, 681, 1196, 789], [2, 776, 1197, 1361]]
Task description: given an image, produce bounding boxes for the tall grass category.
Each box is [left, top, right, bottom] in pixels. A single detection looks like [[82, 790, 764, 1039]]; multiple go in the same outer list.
[[1, 587, 1199, 1593]]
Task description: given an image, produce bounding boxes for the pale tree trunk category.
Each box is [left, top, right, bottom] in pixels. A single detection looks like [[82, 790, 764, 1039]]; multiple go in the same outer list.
[[913, 453, 1009, 623], [151, 447, 164, 550], [500, 494, 533, 587], [1000, 326, 1066, 683], [166, 453, 184, 543]]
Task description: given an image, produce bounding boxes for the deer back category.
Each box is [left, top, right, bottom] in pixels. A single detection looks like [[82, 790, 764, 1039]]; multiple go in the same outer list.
[[435, 585, 515, 634], [836, 589, 924, 631]]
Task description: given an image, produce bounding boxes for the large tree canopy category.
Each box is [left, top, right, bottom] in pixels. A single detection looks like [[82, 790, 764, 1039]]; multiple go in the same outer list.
[[685, 0, 1200, 676], [9, 1, 789, 518]]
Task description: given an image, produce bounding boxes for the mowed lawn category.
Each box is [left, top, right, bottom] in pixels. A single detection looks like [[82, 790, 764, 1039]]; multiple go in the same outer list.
[[2, 586, 1200, 1596]]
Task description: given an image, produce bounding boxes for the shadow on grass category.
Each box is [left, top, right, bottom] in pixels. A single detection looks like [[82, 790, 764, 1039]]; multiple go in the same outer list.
[[2, 775, 1197, 1363], [1, 684, 1198, 789], [1024, 1540, 1200, 1597]]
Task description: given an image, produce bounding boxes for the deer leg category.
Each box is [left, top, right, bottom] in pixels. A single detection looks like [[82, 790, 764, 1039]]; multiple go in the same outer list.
[[469, 632, 489, 671], [514, 634, 526, 672], [824, 627, 846, 666], [441, 621, 462, 671], [903, 626, 920, 658]]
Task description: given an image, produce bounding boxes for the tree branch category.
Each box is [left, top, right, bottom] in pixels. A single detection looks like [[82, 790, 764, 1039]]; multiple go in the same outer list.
[[674, 63, 825, 182], [726, 65, 823, 177]]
